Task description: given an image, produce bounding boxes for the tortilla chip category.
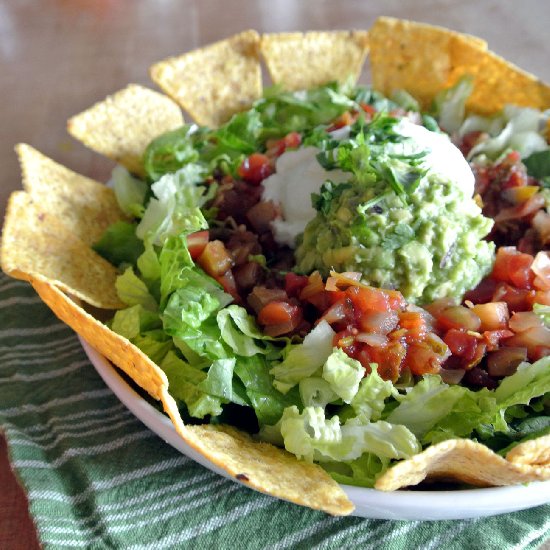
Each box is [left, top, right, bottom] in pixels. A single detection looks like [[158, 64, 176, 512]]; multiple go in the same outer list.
[[166, 422, 354, 516], [375, 439, 550, 491], [67, 84, 184, 176], [16, 143, 125, 245], [260, 31, 369, 91], [30, 274, 168, 400], [459, 49, 550, 115], [150, 30, 262, 127], [506, 435, 550, 467], [369, 17, 487, 110], [369, 17, 550, 114], [1, 192, 123, 310], [29, 275, 354, 515]]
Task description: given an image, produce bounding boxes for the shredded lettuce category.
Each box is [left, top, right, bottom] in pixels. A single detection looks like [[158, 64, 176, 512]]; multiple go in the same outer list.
[[433, 75, 474, 134], [93, 221, 144, 267], [136, 165, 208, 245], [270, 320, 335, 393], [110, 165, 148, 217]]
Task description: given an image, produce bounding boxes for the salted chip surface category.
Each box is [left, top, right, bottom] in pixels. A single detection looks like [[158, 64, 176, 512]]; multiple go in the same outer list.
[[369, 16, 550, 114], [506, 435, 550, 467], [260, 31, 369, 91], [369, 17, 487, 110], [30, 275, 168, 401], [150, 30, 262, 128], [177, 424, 354, 515], [1, 192, 123, 310], [374, 439, 550, 491], [16, 143, 124, 245], [67, 84, 184, 176]]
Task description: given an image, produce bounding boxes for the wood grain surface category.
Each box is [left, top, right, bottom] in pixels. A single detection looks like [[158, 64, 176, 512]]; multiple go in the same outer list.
[[1, 1, 550, 548]]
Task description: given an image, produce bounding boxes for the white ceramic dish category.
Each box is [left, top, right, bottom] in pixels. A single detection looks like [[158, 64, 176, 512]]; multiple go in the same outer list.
[[80, 338, 550, 520]]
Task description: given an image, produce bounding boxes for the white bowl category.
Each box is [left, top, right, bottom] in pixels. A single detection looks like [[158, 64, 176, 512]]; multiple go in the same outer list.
[[80, 338, 550, 520]]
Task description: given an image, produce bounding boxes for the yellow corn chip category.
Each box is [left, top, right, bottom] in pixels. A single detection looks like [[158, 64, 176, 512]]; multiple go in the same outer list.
[[29, 275, 355, 515], [1, 192, 123, 310], [30, 274, 168, 400], [16, 143, 124, 245], [375, 439, 550, 491], [260, 31, 369, 91], [506, 435, 550, 467], [177, 424, 354, 516], [369, 17, 487, 110], [67, 84, 184, 176], [369, 17, 550, 114], [150, 30, 262, 127]]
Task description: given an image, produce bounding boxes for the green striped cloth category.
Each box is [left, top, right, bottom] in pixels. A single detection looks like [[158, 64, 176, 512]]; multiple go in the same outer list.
[[1, 272, 549, 550]]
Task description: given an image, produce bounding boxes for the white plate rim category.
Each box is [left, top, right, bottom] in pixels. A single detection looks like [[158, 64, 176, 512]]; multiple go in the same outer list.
[[79, 337, 550, 521]]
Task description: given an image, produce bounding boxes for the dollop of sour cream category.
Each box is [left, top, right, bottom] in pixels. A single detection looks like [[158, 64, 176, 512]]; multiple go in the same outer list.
[[261, 118, 475, 247], [261, 147, 349, 247]]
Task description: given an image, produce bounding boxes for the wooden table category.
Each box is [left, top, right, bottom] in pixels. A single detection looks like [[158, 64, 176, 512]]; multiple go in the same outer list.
[[2, 1, 550, 547]]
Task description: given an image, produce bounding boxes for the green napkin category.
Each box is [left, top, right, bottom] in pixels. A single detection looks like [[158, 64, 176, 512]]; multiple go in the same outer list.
[[1, 272, 549, 549]]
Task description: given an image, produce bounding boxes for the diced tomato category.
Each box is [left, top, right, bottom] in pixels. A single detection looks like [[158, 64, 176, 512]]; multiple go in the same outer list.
[[464, 278, 498, 304], [187, 230, 209, 260], [357, 311, 399, 335], [399, 311, 426, 332], [492, 247, 535, 289], [501, 165, 528, 190], [258, 300, 296, 325], [436, 305, 481, 332], [327, 111, 357, 131], [369, 342, 406, 382], [266, 132, 302, 158], [258, 301, 302, 336], [238, 153, 273, 185], [492, 283, 535, 313], [197, 240, 233, 277], [443, 329, 479, 361], [532, 346, 550, 361], [334, 328, 359, 357], [404, 343, 441, 376], [346, 285, 391, 313], [319, 297, 355, 326], [482, 329, 514, 351], [386, 289, 407, 311], [360, 103, 377, 117], [285, 272, 309, 298], [471, 302, 509, 331], [215, 269, 239, 301]]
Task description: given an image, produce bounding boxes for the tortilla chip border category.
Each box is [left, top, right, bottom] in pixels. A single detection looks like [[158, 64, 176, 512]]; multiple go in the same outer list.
[[67, 84, 184, 176], [1, 192, 124, 310], [150, 30, 262, 128], [506, 434, 550, 467], [369, 17, 550, 114], [260, 31, 369, 91], [16, 143, 125, 246], [375, 439, 550, 491]]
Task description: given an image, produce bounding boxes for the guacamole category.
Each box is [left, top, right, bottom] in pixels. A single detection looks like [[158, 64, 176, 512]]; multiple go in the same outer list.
[[294, 117, 495, 304]]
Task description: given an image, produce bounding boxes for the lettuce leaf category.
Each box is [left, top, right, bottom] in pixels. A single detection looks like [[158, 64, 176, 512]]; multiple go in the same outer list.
[[110, 164, 148, 217], [115, 267, 158, 311], [217, 305, 280, 357], [280, 406, 420, 463], [136, 165, 208, 245], [270, 320, 335, 393], [160, 351, 225, 418], [93, 221, 144, 267]]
